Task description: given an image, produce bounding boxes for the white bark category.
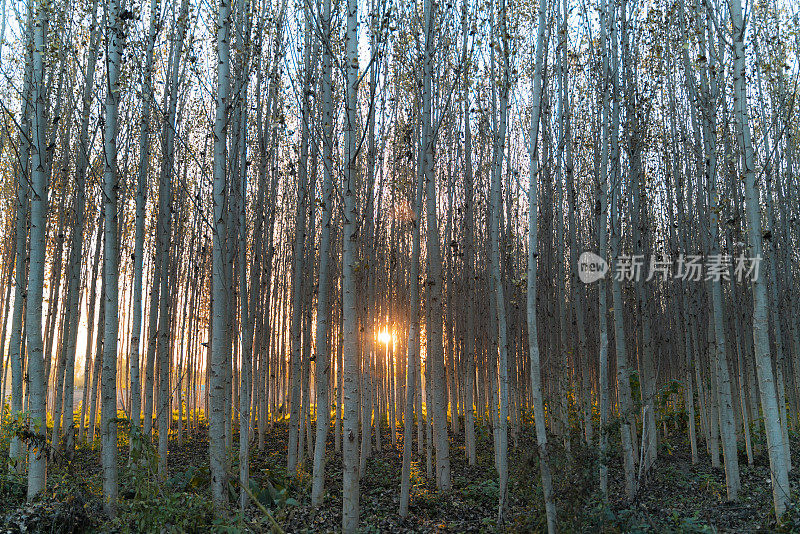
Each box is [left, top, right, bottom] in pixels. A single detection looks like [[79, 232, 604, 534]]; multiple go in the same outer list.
[[608, 9, 636, 497], [527, 0, 557, 529], [310, 0, 334, 504], [59, 0, 100, 459], [26, 0, 49, 501], [461, 0, 477, 464], [287, 10, 313, 473], [490, 0, 510, 518], [399, 110, 425, 521], [729, 0, 789, 518], [341, 0, 360, 527], [234, 0, 253, 511], [421, 0, 450, 492], [129, 0, 159, 445], [210, 0, 232, 509], [699, 22, 740, 497], [101, 0, 125, 515], [155, 0, 190, 478], [597, 0, 612, 500]]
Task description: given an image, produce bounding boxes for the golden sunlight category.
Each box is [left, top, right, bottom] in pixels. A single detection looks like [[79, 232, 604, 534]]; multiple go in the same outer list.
[[378, 329, 392, 345]]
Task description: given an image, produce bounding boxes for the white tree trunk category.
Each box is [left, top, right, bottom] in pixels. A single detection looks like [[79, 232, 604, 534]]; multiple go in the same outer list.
[[490, 0, 511, 518], [60, 0, 100, 460], [527, 0, 557, 529], [101, 0, 125, 515], [287, 10, 313, 473], [26, 0, 49, 501], [608, 11, 636, 497], [210, 0, 232, 509], [129, 0, 159, 446], [310, 0, 334, 504], [729, 0, 789, 518], [421, 0, 450, 491], [399, 116, 425, 520], [341, 0, 360, 527]]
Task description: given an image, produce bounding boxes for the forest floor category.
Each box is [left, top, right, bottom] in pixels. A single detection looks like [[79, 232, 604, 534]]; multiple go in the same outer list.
[[1, 416, 800, 533]]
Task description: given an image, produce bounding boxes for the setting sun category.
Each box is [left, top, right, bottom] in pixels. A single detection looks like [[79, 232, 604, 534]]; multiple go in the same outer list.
[[378, 329, 392, 345]]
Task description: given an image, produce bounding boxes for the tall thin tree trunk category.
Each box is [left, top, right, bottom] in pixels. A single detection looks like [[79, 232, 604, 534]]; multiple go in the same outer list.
[[341, 0, 360, 527], [399, 112, 425, 521], [730, 0, 789, 518], [608, 9, 636, 497], [490, 0, 511, 518], [8, 46, 31, 468], [101, 0, 126, 515], [210, 0, 232, 509], [527, 0, 557, 528], [310, 0, 334, 503], [129, 0, 159, 447], [26, 0, 49, 500], [421, 0, 450, 491]]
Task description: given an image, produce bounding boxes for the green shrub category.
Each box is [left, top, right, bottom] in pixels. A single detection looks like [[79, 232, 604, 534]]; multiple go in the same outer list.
[[116, 490, 214, 533]]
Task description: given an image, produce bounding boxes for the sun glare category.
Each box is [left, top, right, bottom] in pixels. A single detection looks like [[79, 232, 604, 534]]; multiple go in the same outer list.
[[378, 329, 392, 345]]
